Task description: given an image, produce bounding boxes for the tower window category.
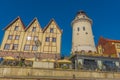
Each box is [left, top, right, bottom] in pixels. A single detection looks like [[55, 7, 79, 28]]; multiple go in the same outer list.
[[86, 32, 88, 34], [45, 37, 50, 42], [4, 44, 10, 50], [83, 27, 85, 31], [50, 28, 54, 33], [12, 44, 18, 50], [8, 35, 13, 40], [77, 27, 80, 31], [14, 26, 19, 31], [32, 27, 36, 32]]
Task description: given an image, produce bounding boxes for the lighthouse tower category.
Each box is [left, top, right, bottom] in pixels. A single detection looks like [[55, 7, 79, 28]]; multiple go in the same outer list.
[[71, 10, 96, 54]]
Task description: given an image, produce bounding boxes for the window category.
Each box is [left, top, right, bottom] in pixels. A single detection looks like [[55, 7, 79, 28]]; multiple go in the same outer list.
[[52, 38, 56, 42], [34, 36, 38, 41], [15, 35, 20, 40], [86, 32, 88, 34], [45, 37, 50, 42], [8, 35, 13, 40], [117, 44, 120, 49], [84, 59, 97, 70], [27, 36, 32, 40], [24, 44, 30, 51], [83, 27, 85, 31], [12, 44, 18, 50], [50, 28, 54, 33], [32, 45, 38, 51], [32, 27, 36, 32], [103, 61, 116, 71], [77, 27, 80, 31], [14, 26, 19, 31], [4, 44, 10, 50]]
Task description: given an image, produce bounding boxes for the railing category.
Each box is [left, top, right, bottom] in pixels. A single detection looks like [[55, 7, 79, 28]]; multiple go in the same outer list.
[[76, 64, 120, 72], [1, 60, 120, 72]]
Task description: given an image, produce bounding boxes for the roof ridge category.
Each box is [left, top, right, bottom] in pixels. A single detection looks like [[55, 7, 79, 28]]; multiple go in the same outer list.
[[3, 16, 26, 30], [43, 18, 62, 33], [25, 17, 42, 31]]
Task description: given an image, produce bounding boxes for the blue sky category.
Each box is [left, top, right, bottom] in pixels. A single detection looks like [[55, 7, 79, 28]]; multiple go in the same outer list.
[[0, 0, 120, 57]]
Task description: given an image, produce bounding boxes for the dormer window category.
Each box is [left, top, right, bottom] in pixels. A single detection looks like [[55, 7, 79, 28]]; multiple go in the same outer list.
[[14, 26, 19, 31], [32, 27, 36, 32]]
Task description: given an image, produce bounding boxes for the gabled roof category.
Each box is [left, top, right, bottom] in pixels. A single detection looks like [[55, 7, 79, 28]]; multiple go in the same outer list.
[[98, 36, 120, 45], [25, 17, 42, 31], [43, 18, 62, 33], [3, 16, 25, 30]]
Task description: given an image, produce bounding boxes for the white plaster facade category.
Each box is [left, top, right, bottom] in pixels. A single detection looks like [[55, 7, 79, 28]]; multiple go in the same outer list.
[[71, 11, 96, 53]]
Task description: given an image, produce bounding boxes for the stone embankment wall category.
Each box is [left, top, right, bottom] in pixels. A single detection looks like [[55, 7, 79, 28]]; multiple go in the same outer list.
[[0, 67, 120, 80]]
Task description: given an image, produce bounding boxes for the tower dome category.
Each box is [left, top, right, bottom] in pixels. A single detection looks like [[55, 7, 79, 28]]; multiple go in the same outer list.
[[71, 10, 96, 54]]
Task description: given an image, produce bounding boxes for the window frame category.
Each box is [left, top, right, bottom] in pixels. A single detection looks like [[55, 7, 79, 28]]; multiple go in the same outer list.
[[117, 44, 120, 49], [14, 26, 19, 31], [32, 45, 38, 51], [50, 28, 54, 33], [12, 44, 18, 50], [52, 37, 56, 42], [27, 36, 32, 40], [15, 35, 20, 40], [45, 37, 50, 42], [24, 44, 30, 51], [32, 27, 36, 32], [4, 44, 10, 50], [34, 36, 38, 41], [8, 35, 13, 40]]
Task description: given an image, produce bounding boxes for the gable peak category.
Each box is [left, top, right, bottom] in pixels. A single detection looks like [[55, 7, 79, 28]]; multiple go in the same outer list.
[[3, 16, 25, 30]]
